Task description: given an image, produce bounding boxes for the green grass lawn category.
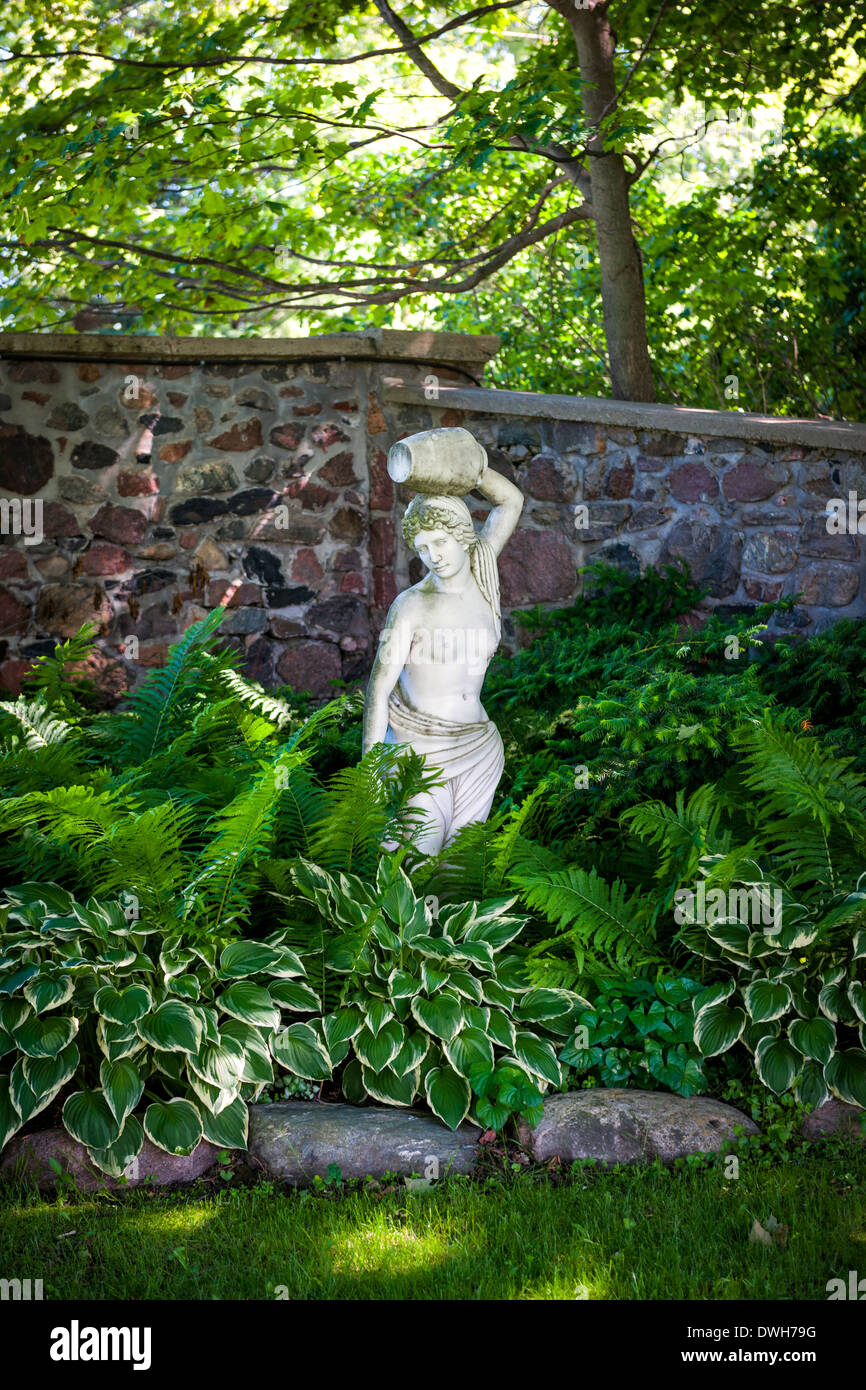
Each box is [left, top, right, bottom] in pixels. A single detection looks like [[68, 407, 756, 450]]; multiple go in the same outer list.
[[2, 1145, 864, 1301]]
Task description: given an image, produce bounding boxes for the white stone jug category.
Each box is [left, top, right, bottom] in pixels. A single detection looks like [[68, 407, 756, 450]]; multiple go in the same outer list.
[[387, 426, 487, 496]]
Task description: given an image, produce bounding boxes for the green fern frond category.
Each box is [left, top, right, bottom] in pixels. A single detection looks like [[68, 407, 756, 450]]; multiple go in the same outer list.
[[510, 859, 660, 975], [120, 607, 230, 762], [0, 694, 74, 748]]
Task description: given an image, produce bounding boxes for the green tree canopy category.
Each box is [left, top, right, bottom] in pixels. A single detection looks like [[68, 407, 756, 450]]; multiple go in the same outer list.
[[1, 0, 863, 412]]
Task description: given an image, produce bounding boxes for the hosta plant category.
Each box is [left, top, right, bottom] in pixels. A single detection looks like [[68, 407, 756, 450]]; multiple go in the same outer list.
[[0, 882, 324, 1175], [683, 874, 866, 1108], [285, 857, 587, 1130]]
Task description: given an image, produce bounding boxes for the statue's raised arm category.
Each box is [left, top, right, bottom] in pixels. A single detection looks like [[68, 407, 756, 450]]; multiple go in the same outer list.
[[362, 427, 524, 856]]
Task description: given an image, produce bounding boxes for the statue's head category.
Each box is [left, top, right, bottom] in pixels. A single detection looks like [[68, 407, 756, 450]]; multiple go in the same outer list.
[[401, 494, 475, 579], [401, 493, 501, 639]]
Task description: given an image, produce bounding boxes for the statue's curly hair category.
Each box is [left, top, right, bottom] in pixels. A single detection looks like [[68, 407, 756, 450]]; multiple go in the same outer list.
[[401, 493, 501, 640]]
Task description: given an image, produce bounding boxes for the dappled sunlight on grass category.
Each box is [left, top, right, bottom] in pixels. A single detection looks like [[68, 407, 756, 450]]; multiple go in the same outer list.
[[328, 1217, 453, 1278]]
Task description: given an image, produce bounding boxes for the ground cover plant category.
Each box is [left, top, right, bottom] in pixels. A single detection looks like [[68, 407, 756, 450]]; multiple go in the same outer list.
[[1, 560, 865, 1173]]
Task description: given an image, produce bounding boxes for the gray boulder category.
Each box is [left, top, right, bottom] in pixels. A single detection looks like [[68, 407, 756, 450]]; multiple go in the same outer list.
[[516, 1089, 758, 1165], [248, 1102, 478, 1182]]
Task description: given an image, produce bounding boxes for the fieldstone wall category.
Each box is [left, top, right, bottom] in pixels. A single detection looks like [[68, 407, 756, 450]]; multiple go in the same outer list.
[[0, 332, 494, 700], [1, 330, 865, 702], [383, 382, 866, 648]]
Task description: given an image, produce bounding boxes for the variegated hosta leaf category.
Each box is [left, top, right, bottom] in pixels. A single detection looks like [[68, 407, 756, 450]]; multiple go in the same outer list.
[[754, 1035, 801, 1094], [694, 1001, 746, 1056]]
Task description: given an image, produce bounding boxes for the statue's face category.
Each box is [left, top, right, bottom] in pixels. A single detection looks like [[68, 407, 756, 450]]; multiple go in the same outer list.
[[412, 527, 469, 580]]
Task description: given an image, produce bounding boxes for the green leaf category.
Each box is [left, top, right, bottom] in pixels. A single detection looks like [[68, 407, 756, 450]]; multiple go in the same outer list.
[[99, 1059, 143, 1125], [444, 969, 482, 1004], [217, 983, 280, 1029], [694, 1001, 746, 1056], [23, 973, 74, 1013], [271, 1022, 332, 1080], [848, 981, 866, 1024], [22, 1042, 80, 1100], [197, 1095, 248, 1149], [754, 1035, 801, 1094], [424, 1064, 471, 1130], [0, 964, 39, 995], [322, 1008, 363, 1051], [355, 1020, 403, 1072], [188, 1037, 246, 1090], [825, 1048, 866, 1108], [411, 994, 463, 1042], [515, 987, 581, 1022], [743, 978, 792, 1023], [795, 1060, 830, 1110], [341, 1057, 366, 1103], [137, 999, 202, 1054], [96, 1017, 146, 1062], [13, 1013, 78, 1058], [0, 1074, 22, 1149], [87, 1113, 144, 1178], [512, 1031, 562, 1087], [364, 999, 394, 1034], [361, 1064, 418, 1107], [268, 980, 321, 1012], [788, 1016, 835, 1065], [63, 1089, 122, 1150], [94, 984, 153, 1026], [143, 1098, 203, 1156], [485, 1009, 516, 1050], [443, 1026, 494, 1079], [218, 940, 283, 977]]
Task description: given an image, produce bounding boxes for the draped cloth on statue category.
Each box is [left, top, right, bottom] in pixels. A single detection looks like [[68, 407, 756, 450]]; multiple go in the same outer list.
[[385, 687, 505, 842]]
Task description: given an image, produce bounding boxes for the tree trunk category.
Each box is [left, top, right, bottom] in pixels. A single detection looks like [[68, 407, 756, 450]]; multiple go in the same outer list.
[[551, 1, 656, 401]]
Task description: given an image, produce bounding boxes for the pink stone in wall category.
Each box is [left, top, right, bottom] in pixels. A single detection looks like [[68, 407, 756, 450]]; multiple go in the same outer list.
[[369, 448, 394, 511], [208, 419, 263, 452], [284, 478, 338, 509], [89, 503, 148, 545], [0, 658, 36, 695], [523, 455, 574, 502], [367, 393, 387, 435], [117, 469, 159, 497], [311, 422, 350, 450], [722, 457, 790, 502], [158, 440, 192, 464], [318, 451, 358, 486], [41, 502, 82, 538], [276, 639, 342, 697], [341, 572, 366, 595], [669, 463, 717, 503], [291, 548, 325, 586], [80, 543, 131, 576], [206, 580, 262, 608], [0, 550, 27, 579], [498, 529, 576, 606], [373, 568, 397, 607], [0, 585, 31, 634], [370, 517, 395, 567]]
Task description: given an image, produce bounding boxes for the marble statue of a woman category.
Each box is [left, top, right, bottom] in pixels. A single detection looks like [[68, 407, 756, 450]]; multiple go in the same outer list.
[[362, 427, 524, 856]]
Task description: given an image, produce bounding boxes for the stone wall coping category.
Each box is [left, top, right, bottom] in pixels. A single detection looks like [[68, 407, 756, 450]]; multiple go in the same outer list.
[[384, 380, 866, 454], [0, 328, 500, 368]]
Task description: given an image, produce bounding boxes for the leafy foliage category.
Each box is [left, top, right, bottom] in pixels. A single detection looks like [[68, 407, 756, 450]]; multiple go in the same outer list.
[[286, 856, 586, 1131], [560, 976, 709, 1098], [0, 882, 320, 1173]]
